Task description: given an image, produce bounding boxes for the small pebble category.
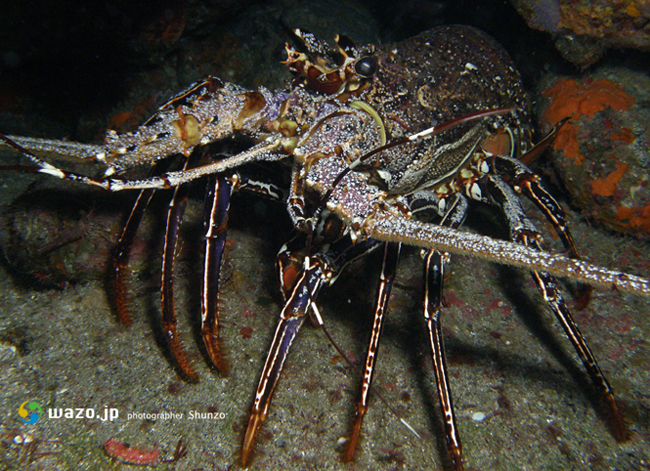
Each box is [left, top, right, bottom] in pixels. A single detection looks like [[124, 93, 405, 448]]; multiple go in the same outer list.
[[472, 412, 486, 422]]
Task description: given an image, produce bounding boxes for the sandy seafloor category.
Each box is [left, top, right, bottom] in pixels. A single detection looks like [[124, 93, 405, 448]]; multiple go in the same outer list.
[[1, 160, 649, 471], [1, 1, 650, 470]]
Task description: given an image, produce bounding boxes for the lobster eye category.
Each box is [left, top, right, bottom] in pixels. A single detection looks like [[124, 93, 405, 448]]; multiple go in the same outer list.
[[274, 43, 289, 63], [354, 56, 377, 78]]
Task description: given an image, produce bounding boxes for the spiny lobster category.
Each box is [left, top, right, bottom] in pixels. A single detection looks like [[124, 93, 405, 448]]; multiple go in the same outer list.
[[1, 25, 649, 470]]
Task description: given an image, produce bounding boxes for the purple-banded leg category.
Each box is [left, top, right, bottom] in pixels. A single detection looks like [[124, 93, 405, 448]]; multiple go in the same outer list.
[[528, 269, 627, 439], [241, 255, 325, 466], [202, 169, 286, 375], [414, 192, 468, 471], [492, 152, 592, 307], [492, 154, 580, 260], [344, 242, 401, 462], [112, 160, 173, 325], [423, 249, 464, 471], [110, 157, 199, 379], [161, 156, 290, 382], [113, 187, 156, 326], [164, 163, 288, 381], [484, 173, 628, 441], [242, 233, 380, 466], [201, 173, 233, 375], [161, 160, 197, 381]]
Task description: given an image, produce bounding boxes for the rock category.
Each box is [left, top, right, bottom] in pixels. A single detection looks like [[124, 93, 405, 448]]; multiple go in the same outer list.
[[537, 67, 650, 236], [510, 0, 650, 66]]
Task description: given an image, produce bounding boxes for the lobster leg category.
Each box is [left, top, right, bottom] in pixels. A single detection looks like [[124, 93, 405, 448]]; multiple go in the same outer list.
[[344, 242, 401, 462], [528, 269, 627, 440], [287, 162, 311, 230], [423, 248, 464, 471], [413, 192, 468, 471], [242, 256, 325, 466], [493, 153, 592, 307], [243, 231, 380, 466], [161, 160, 198, 382], [203, 168, 286, 375], [201, 174, 233, 375], [113, 187, 157, 325], [113, 160, 173, 325], [485, 174, 627, 440], [167, 161, 290, 381], [492, 154, 580, 260]]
